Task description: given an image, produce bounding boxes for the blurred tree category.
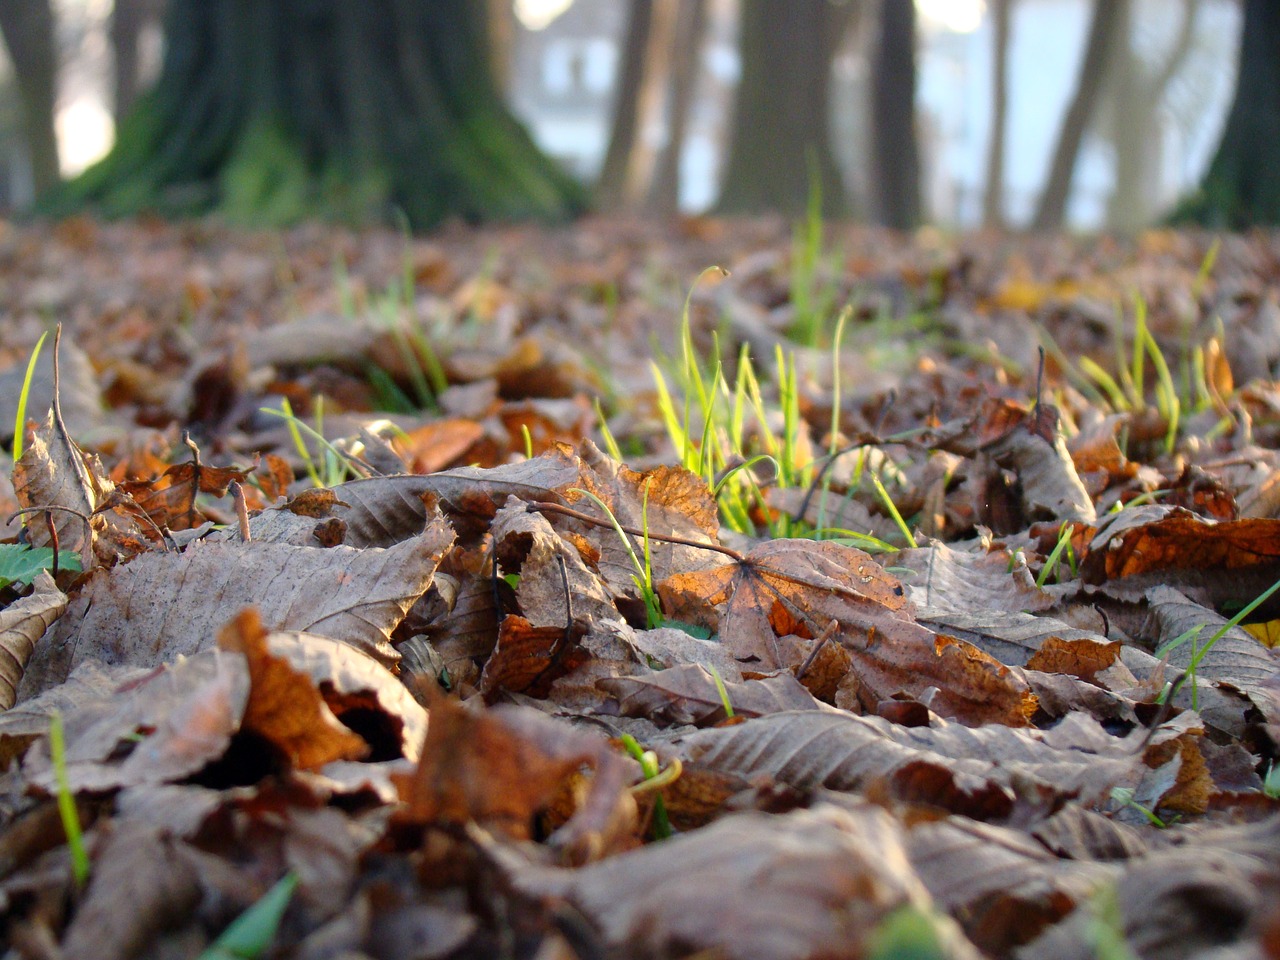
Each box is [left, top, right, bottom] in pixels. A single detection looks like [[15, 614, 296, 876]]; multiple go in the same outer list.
[[110, 0, 165, 124], [649, 0, 709, 214], [981, 0, 1012, 229], [51, 0, 584, 229], [717, 0, 854, 216], [871, 0, 920, 229], [0, 0, 60, 199], [1175, 0, 1280, 227], [597, 0, 677, 212], [488, 0, 516, 96], [1104, 0, 1197, 232], [1031, 0, 1124, 230]]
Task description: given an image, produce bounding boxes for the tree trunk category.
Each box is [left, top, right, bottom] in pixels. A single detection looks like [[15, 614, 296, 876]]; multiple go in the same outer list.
[[871, 0, 921, 229], [48, 0, 584, 229], [1030, 0, 1124, 231], [716, 0, 853, 216], [0, 0, 60, 199], [597, 0, 677, 212], [649, 0, 709, 214], [1174, 0, 1280, 227], [487, 0, 516, 97], [110, 0, 162, 124], [1105, 0, 1197, 232], [981, 0, 1012, 229]]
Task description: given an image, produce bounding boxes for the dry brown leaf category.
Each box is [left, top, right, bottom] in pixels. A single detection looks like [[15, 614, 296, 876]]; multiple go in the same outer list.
[[507, 803, 980, 960], [478, 613, 589, 701], [59, 820, 202, 960], [1141, 586, 1280, 705], [263, 629, 428, 762], [917, 609, 1129, 684], [491, 499, 620, 626], [21, 648, 249, 793], [405, 696, 636, 862], [1019, 843, 1277, 960], [18, 516, 454, 698], [0, 571, 66, 711], [668, 710, 1159, 817], [895, 541, 1056, 616], [975, 398, 1097, 526], [119, 458, 253, 531], [13, 409, 117, 563], [664, 538, 1036, 725], [218, 609, 369, 770], [904, 816, 1117, 954], [660, 538, 912, 669], [599, 663, 828, 726], [1083, 507, 1280, 582]]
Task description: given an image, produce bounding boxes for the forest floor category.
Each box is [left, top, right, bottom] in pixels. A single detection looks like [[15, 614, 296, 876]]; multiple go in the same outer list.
[[1, 215, 1279, 960]]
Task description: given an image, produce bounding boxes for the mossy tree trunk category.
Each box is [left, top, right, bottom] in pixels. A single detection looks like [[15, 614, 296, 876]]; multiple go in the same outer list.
[[716, 0, 853, 216], [50, 0, 584, 229], [1174, 0, 1280, 228]]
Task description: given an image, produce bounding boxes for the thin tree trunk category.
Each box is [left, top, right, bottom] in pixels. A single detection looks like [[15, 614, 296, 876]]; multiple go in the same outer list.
[[0, 0, 60, 199], [981, 0, 1012, 229], [1030, 0, 1124, 231], [1105, 0, 1196, 231], [597, 0, 677, 212], [716, 0, 853, 216], [110, 0, 145, 123], [649, 0, 708, 214], [871, 0, 921, 229], [487, 0, 516, 97]]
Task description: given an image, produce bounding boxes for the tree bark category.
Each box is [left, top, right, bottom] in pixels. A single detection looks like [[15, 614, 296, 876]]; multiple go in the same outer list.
[[1174, 0, 1280, 227], [110, 0, 164, 124], [649, 0, 709, 214], [49, 0, 584, 229], [1030, 0, 1124, 231], [981, 0, 1012, 229], [0, 0, 60, 199], [487, 0, 516, 97], [716, 0, 853, 216], [871, 0, 921, 229], [1105, 0, 1197, 232], [597, 0, 677, 212]]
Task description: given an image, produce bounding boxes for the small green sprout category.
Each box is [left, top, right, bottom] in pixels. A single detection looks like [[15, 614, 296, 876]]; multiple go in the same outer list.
[[49, 711, 90, 886], [620, 734, 677, 840], [12, 330, 48, 461], [199, 872, 299, 960]]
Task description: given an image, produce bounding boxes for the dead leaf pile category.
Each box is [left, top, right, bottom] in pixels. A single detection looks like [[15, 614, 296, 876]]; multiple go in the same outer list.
[[0, 218, 1279, 959]]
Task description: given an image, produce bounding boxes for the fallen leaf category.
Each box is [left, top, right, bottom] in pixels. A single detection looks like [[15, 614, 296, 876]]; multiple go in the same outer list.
[[218, 609, 369, 770], [405, 695, 635, 862], [599, 663, 828, 726], [59, 820, 202, 960], [18, 517, 454, 697], [507, 803, 978, 960], [0, 571, 67, 710]]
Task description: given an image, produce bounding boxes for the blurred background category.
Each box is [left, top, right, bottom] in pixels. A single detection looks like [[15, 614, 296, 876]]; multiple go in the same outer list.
[[0, 0, 1249, 231]]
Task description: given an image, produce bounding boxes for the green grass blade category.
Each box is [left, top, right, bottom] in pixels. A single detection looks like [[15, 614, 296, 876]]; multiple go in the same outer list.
[[200, 872, 299, 960], [12, 330, 48, 461], [49, 711, 90, 887]]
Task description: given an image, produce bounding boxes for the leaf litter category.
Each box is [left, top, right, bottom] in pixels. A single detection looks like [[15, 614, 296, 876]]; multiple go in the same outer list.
[[1, 218, 1279, 958]]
